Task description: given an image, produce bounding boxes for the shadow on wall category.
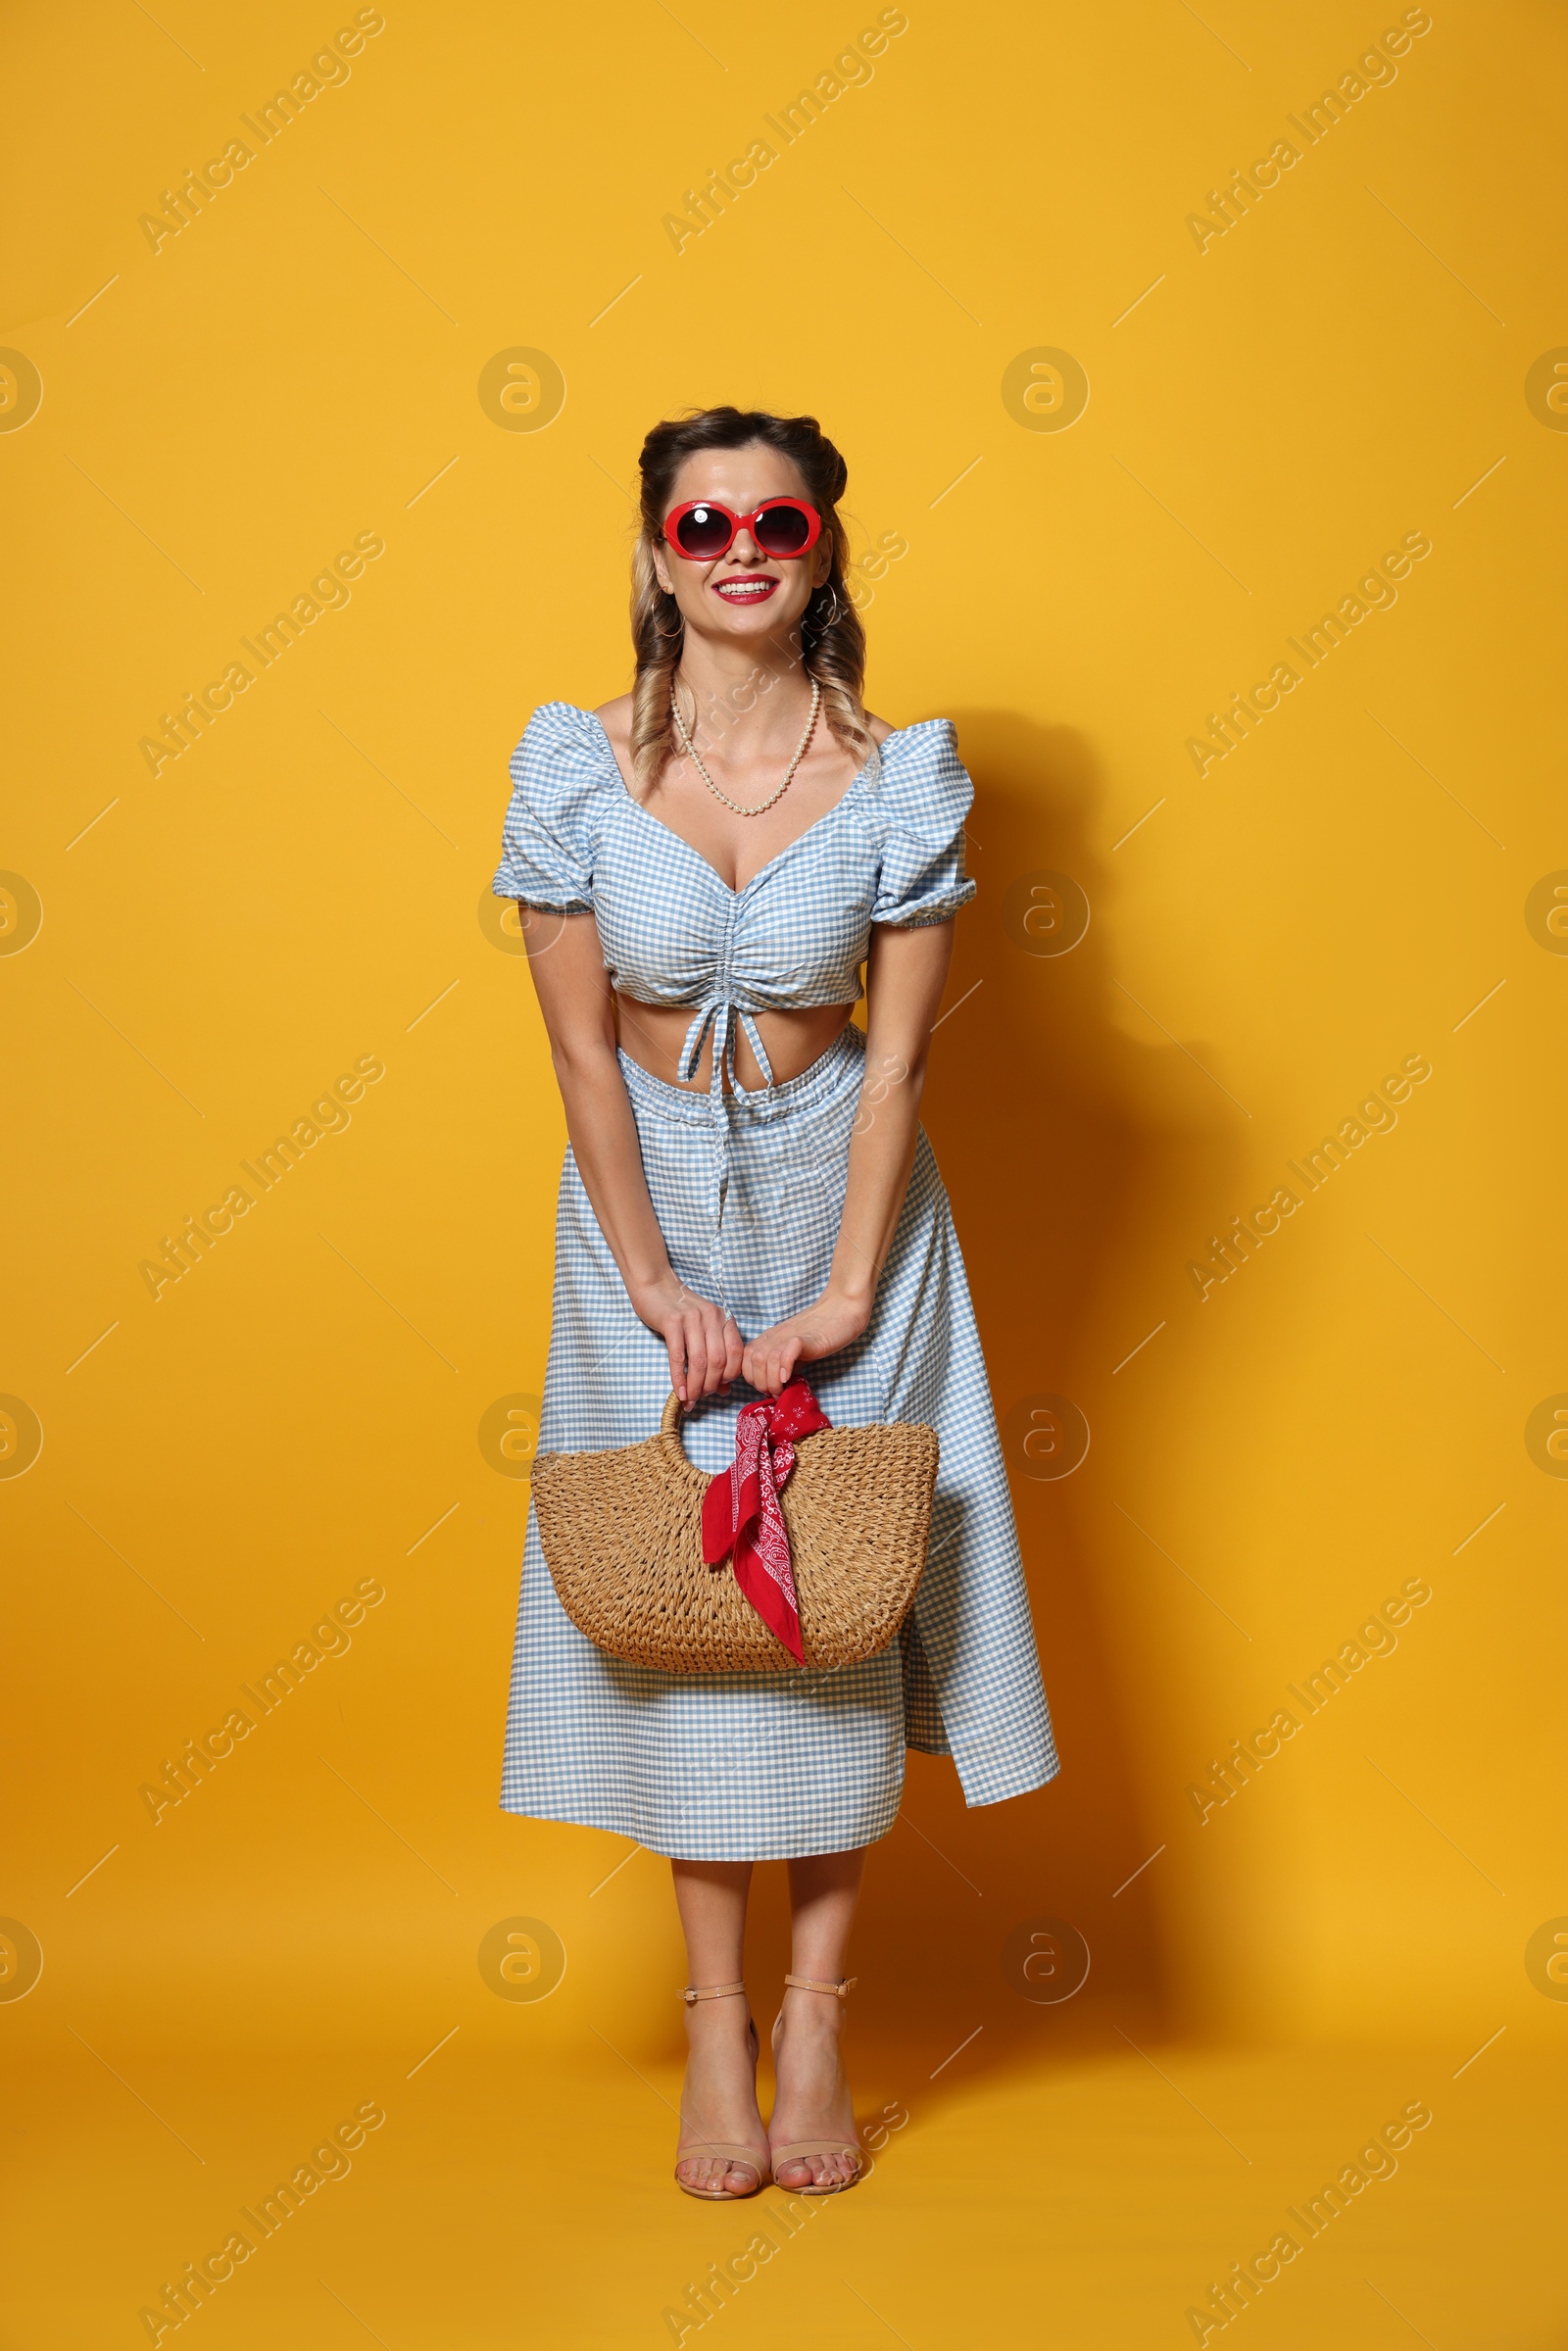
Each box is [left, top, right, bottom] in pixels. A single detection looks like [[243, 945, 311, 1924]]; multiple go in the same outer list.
[[759, 709, 1250, 2092]]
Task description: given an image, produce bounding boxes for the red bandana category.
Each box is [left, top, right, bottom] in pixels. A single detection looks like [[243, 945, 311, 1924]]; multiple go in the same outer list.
[[700, 1379, 832, 1662]]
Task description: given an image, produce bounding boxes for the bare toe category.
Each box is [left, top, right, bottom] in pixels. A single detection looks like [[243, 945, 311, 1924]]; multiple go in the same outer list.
[[676, 2003, 766, 2196]]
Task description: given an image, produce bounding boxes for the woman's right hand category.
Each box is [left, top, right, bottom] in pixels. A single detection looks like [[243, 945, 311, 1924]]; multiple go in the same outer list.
[[628, 1271, 745, 1404]]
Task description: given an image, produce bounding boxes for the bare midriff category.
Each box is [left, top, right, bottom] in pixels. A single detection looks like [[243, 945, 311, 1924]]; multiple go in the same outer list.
[[612, 991, 858, 1094]]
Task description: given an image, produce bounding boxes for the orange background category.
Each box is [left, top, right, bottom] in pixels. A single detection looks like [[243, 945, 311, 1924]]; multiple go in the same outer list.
[[4, 0, 1566, 2343]]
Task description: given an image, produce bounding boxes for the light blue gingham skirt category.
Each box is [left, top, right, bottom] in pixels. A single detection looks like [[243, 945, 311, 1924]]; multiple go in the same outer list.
[[502, 1026, 1057, 1859]]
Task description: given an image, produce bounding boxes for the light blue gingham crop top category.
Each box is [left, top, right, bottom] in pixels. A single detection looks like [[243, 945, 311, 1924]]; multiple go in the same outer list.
[[493, 701, 976, 1099]]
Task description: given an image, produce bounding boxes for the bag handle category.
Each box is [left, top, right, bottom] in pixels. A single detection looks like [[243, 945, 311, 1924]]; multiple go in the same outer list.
[[660, 1392, 685, 1439]]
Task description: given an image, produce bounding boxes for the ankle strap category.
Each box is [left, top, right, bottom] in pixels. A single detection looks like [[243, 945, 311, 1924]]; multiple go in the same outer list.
[[678, 1981, 747, 2005], [783, 1974, 858, 1998]]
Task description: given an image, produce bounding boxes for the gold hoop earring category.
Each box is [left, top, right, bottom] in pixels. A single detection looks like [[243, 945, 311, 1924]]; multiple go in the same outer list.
[[652, 597, 685, 641], [808, 583, 844, 630]]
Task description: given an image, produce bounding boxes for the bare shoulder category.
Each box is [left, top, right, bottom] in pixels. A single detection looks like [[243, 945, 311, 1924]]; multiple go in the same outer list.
[[592, 692, 634, 752], [865, 710, 964, 752]]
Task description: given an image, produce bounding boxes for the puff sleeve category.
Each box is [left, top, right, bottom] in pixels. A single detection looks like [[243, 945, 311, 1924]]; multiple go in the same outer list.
[[492, 703, 611, 912], [868, 720, 978, 928]]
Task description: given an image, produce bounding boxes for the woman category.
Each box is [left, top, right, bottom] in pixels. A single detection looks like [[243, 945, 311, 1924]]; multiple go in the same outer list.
[[494, 406, 1057, 2200]]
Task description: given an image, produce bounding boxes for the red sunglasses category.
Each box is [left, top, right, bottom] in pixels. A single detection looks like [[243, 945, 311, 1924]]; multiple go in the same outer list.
[[662, 498, 822, 562]]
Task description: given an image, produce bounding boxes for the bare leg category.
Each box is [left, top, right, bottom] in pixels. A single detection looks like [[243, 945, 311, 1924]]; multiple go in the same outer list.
[[670, 1858, 767, 2194], [769, 1847, 865, 2189]]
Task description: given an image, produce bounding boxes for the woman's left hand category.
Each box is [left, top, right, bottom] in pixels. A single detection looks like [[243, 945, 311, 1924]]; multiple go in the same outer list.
[[741, 1290, 870, 1396]]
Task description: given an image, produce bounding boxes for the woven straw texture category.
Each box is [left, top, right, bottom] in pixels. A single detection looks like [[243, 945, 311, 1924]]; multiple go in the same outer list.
[[531, 1393, 939, 1674]]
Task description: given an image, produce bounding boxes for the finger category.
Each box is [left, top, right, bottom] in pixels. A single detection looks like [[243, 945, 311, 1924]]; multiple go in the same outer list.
[[695, 1313, 719, 1398], [720, 1324, 742, 1387], [683, 1316, 709, 1401], [701, 1307, 729, 1397], [665, 1324, 688, 1403]]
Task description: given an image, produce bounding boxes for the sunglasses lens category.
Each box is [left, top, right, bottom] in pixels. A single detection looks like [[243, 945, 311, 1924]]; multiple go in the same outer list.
[[673, 504, 732, 559], [754, 504, 812, 556]]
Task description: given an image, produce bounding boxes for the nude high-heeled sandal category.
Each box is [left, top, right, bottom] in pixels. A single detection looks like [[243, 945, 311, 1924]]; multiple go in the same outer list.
[[768, 1974, 863, 2195], [673, 1982, 771, 2201]]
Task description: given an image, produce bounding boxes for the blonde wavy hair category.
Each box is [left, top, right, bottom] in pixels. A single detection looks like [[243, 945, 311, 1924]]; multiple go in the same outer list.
[[628, 406, 872, 791]]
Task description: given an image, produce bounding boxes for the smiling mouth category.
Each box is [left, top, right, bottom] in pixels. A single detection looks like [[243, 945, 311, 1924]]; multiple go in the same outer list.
[[711, 577, 779, 603]]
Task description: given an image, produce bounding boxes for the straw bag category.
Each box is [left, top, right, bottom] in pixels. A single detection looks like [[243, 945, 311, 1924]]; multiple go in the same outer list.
[[530, 1392, 939, 1674]]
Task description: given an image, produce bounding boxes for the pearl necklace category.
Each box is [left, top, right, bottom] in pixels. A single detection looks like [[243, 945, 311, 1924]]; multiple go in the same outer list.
[[669, 677, 821, 817]]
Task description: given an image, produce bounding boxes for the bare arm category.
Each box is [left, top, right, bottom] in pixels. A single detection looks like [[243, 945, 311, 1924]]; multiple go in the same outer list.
[[519, 906, 741, 1403], [740, 918, 956, 1395]]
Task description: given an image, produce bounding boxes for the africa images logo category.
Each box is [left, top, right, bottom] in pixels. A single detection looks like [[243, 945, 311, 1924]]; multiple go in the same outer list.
[[662, 12, 908, 252]]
